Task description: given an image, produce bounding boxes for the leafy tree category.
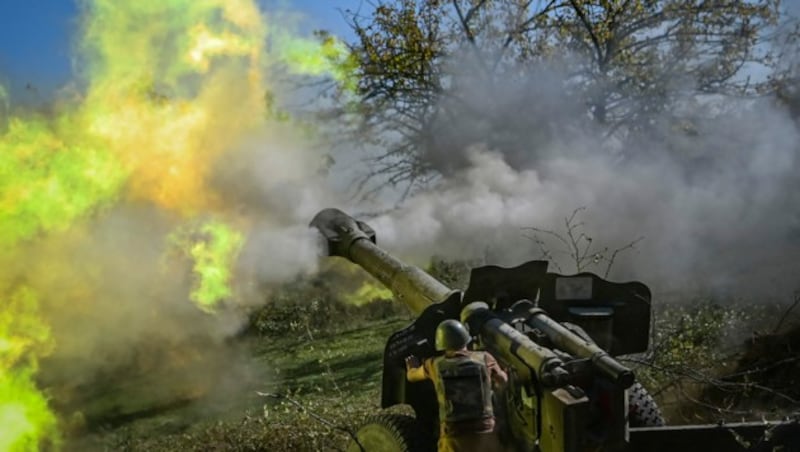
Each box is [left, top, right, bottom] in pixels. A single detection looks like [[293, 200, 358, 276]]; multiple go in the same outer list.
[[337, 0, 798, 194]]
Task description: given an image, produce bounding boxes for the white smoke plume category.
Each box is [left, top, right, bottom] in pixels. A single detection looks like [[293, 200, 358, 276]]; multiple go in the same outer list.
[[366, 63, 800, 299]]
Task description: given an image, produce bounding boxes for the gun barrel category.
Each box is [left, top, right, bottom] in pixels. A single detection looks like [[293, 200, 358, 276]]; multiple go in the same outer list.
[[519, 305, 634, 388], [310, 208, 453, 314], [462, 302, 570, 387]]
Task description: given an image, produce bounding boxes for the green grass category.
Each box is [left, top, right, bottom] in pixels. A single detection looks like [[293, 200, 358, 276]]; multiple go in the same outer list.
[[65, 317, 412, 452], [254, 319, 403, 391]]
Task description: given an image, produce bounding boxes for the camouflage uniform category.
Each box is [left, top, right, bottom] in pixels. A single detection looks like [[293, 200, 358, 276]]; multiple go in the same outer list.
[[419, 350, 506, 452]]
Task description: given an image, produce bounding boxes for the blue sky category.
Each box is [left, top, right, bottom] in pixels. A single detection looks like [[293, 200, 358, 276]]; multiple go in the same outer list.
[[0, 0, 365, 103]]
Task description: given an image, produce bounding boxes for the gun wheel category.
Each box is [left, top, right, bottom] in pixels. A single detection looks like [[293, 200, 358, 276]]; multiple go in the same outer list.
[[628, 382, 665, 427], [346, 413, 432, 452]]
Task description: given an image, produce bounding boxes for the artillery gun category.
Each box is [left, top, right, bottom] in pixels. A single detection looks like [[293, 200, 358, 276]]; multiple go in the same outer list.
[[310, 208, 799, 452]]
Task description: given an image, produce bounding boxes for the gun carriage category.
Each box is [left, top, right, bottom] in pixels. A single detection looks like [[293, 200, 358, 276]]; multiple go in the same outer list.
[[310, 208, 798, 452]]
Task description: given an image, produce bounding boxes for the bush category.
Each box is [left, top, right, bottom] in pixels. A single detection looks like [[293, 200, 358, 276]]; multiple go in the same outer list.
[[627, 298, 799, 423], [246, 272, 411, 340]]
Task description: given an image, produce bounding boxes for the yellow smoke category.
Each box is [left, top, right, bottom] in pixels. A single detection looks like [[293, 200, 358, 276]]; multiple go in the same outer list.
[[168, 220, 245, 313], [78, 0, 266, 214], [0, 288, 59, 452], [342, 280, 394, 306], [323, 261, 394, 306], [0, 0, 355, 449]]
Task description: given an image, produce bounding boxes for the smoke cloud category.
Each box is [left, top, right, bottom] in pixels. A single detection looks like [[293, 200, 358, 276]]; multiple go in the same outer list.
[[0, 0, 355, 445], [369, 62, 800, 299]]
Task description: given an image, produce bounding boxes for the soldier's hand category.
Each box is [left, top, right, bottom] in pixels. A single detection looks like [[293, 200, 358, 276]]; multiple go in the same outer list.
[[405, 355, 420, 370]]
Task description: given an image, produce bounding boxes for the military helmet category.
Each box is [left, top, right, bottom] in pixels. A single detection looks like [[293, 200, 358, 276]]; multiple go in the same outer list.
[[435, 319, 471, 351]]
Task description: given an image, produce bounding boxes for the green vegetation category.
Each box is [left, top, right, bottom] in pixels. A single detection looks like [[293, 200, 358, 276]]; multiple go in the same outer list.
[[67, 313, 412, 452], [63, 284, 799, 451], [627, 298, 799, 423], [58, 256, 799, 450]]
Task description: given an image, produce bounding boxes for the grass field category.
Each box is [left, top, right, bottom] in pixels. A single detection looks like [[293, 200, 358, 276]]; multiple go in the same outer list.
[[65, 316, 413, 452]]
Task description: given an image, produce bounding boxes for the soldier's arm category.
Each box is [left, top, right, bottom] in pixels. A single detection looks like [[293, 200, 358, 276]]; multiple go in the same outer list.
[[485, 353, 508, 386]]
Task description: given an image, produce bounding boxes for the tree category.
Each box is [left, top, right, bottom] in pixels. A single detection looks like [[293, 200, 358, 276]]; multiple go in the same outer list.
[[337, 0, 797, 195]]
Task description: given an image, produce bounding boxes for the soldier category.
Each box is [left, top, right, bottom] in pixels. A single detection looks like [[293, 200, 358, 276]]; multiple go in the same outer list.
[[405, 319, 508, 452]]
